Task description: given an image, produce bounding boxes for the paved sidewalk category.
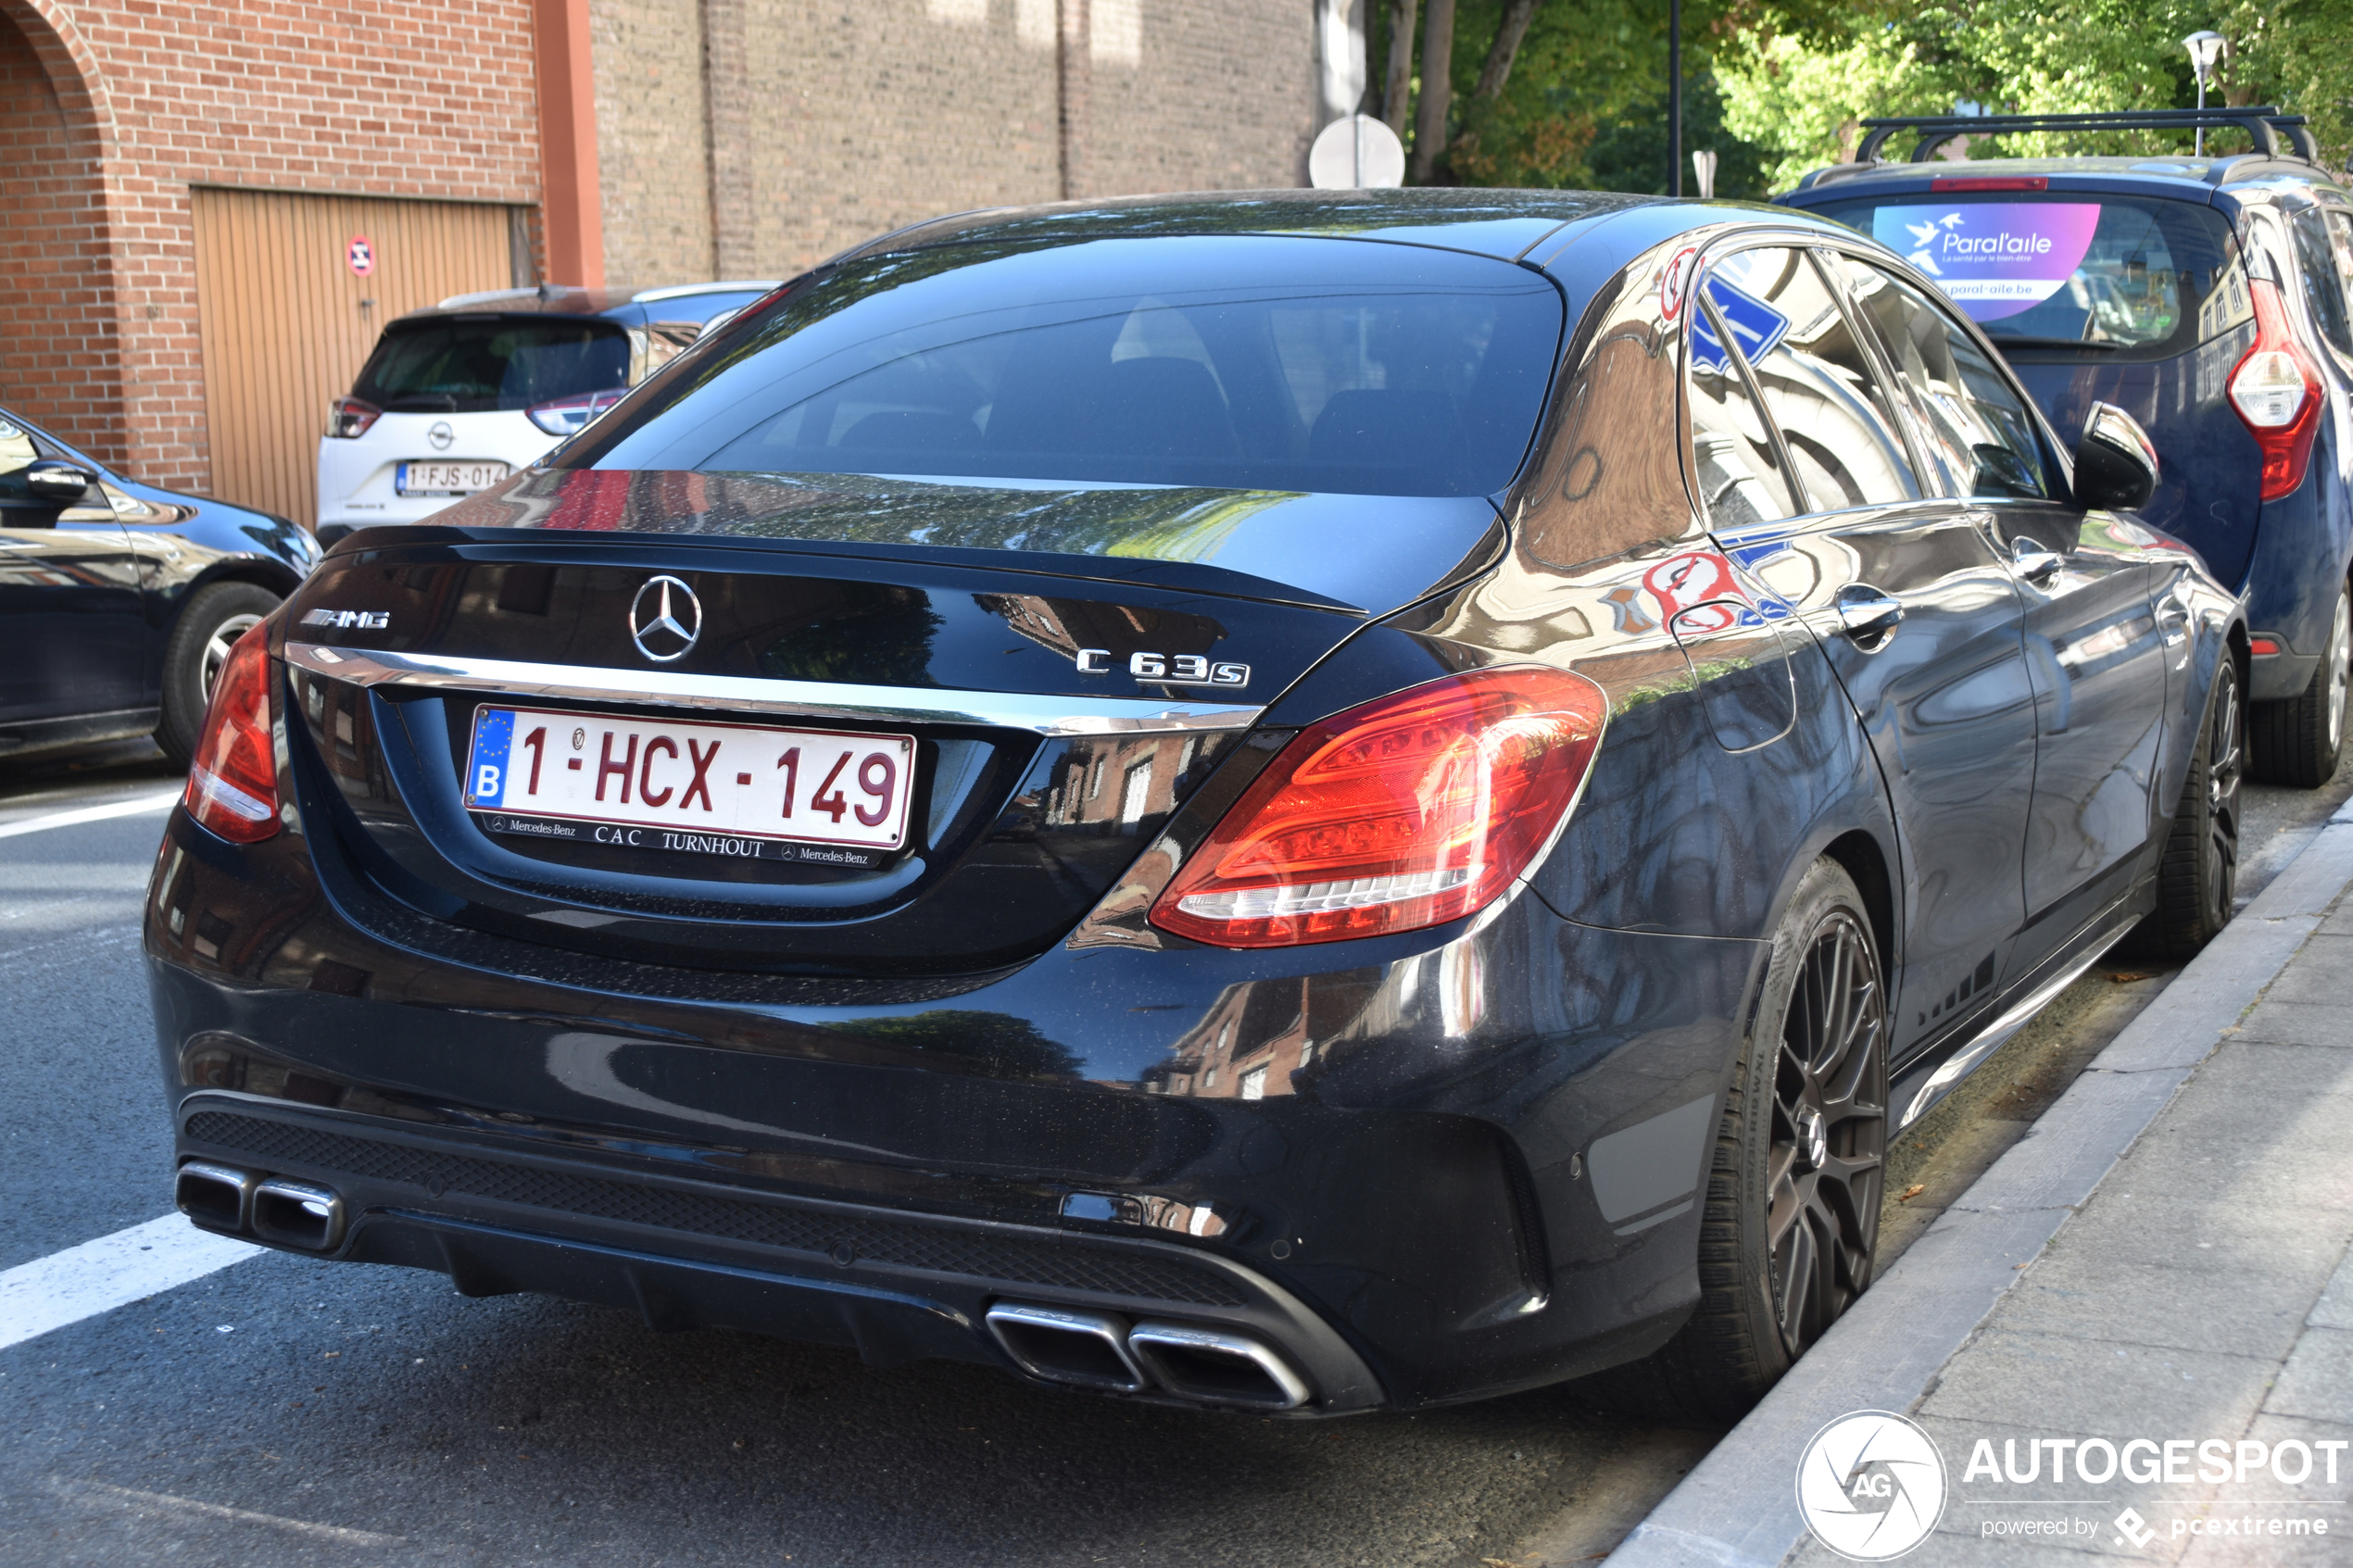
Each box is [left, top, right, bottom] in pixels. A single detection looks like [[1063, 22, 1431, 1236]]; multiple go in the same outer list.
[[1798, 882, 2353, 1563], [1614, 808, 2353, 1565]]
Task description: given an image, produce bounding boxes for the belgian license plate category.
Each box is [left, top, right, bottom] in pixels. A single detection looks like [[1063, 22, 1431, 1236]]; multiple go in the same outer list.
[[462, 706, 915, 865], [396, 460, 510, 496]]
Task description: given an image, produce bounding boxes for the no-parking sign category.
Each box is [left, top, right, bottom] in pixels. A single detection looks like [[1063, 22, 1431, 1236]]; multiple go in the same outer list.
[[346, 235, 375, 276]]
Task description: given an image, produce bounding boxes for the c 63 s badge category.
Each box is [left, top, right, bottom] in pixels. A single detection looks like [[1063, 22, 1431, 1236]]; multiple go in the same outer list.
[[1076, 648, 1250, 687]]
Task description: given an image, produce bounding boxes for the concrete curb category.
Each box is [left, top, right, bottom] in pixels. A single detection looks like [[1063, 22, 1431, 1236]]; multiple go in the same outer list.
[[1605, 804, 2353, 1568]]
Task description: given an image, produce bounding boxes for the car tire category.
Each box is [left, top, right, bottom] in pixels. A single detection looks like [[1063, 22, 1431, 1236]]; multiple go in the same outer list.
[[2248, 583, 2348, 789], [157, 582, 280, 769], [2149, 654, 2244, 960], [1595, 859, 1888, 1424]]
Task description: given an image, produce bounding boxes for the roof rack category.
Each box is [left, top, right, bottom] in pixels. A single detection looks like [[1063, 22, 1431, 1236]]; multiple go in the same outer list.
[[1856, 107, 2317, 166]]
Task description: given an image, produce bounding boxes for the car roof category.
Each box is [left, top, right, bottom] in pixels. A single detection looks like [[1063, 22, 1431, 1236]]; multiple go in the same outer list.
[[814, 187, 1885, 304], [397, 282, 779, 326], [825, 188, 1667, 268]]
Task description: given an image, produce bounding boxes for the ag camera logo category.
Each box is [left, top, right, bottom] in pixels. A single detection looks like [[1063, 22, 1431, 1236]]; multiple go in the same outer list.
[[1797, 1411, 1948, 1561]]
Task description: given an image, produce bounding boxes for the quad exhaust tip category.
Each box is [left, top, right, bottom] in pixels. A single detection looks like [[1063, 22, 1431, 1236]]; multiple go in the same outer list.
[[985, 1303, 1149, 1394], [176, 1162, 346, 1253], [985, 1302, 1309, 1410], [252, 1177, 346, 1251], [1127, 1320, 1312, 1410], [175, 1161, 261, 1232]]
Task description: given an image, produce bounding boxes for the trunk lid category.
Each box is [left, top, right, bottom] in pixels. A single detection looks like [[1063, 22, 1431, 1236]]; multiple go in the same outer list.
[[288, 473, 1501, 977]]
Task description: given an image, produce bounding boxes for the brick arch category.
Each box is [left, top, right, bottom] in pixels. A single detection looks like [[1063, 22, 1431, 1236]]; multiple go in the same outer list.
[[0, 0, 125, 467], [0, 0, 117, 160]]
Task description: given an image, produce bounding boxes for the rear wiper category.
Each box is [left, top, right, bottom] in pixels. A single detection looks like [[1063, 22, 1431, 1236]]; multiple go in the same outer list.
[[384, 394, 461, 410], [1989, 336, 2121, 352]]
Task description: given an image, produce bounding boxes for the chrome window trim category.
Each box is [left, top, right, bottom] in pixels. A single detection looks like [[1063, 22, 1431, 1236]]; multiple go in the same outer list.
[[283, 643, 1264, 736]]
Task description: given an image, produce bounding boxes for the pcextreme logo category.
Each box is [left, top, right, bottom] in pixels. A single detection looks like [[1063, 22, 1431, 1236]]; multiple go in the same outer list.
[[1796, 1411, 1948, 1561]]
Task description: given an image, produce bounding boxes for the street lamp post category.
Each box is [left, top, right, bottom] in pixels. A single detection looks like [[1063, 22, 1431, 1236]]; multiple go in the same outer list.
[[1667, 0, 1683, 195], [2183, 31, 2227, 156]]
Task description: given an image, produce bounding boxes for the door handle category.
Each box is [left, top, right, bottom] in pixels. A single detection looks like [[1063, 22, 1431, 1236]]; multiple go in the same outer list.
[[1834, 583, 1904, 648], [2009, 534, 2065, 584]]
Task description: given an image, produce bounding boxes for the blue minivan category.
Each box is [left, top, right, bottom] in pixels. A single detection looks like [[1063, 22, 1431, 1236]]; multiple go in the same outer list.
[[1781, 107, 2353, 785]]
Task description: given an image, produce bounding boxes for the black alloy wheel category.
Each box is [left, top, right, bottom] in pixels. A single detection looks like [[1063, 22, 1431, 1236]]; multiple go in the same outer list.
[[2153, 655, 2243, 959], [1765, 903, 1887, 1361], [157, 580, 282, 769], [1602, 859, 1887, 1423]]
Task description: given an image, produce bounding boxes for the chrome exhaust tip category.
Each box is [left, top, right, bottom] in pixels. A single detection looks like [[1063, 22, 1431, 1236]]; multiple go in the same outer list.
[[250, 1176, 346, 1252], [985, 1303, 1149, 1394], [175, 1161, 260, 1233], [1127, 1321, 1312, 1410]]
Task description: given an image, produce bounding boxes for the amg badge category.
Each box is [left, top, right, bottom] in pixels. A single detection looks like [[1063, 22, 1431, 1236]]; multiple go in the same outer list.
[[1075, 648, 1249, 686], [298, 608, 390, 629]]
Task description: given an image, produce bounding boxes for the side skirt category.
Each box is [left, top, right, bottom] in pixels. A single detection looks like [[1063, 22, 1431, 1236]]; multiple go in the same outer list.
[[0, 707, 159, 759], [1890, 885, 2152, 1130]]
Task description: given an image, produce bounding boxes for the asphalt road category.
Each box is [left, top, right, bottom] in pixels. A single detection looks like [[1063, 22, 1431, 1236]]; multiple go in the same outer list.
[[2, 739, 2345, 1568]]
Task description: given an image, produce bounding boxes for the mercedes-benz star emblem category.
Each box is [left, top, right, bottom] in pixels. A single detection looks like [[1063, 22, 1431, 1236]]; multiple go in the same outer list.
[[628, 575, 702, 663], [427, 420, 455, 451]]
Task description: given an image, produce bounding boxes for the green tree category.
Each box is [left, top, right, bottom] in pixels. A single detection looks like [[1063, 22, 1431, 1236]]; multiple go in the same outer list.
[[1716, 0, 2353, 192], [1373, 0, 1793, 198]]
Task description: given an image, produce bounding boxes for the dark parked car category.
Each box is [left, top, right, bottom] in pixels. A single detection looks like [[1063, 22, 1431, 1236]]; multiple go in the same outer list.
[[1780, 107, 2353, 786], [149, 190, 2241, 1421], [1, 407, 318, 767]]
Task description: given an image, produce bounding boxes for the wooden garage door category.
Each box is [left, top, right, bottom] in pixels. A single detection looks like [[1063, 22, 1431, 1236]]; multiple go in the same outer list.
[[192, 190, 520, 528]]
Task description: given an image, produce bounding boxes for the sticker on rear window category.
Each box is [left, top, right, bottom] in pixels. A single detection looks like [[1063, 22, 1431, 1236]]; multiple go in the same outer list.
[[1872, 203, 2102, 321]]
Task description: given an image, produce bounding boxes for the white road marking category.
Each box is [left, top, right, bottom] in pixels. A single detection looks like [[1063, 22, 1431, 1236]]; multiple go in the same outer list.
[[0, 790, 180, 841], [0, 1214, 258, 1352], [52, 1477, 407, 1547]]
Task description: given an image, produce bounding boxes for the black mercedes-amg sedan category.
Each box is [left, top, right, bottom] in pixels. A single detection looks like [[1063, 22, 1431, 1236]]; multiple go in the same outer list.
[[146, 189, 2242, 1421]]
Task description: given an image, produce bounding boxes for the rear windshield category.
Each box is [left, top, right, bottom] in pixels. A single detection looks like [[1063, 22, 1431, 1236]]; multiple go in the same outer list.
[[1808, 194, 2240, 359], [560, 236, 1565, 497], [351, 317, 632, 413]]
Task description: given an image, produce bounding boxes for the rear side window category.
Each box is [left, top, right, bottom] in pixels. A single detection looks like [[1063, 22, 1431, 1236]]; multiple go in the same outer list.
[[1705, 247, 1921, 512], [1687, 298, 1796, 527], [351, 318, 632, 414], [1834, 257, 2049, 501], [2290, 208, 2353, 361], [1809, 194, 2239, 359], [566, 236, 1564, 498]]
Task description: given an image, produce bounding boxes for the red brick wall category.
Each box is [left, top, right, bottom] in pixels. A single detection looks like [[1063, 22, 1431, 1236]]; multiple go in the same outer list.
[[8, 0, 544, 492], [0, 5, 123, 468], [12, 0, 1320, 495]]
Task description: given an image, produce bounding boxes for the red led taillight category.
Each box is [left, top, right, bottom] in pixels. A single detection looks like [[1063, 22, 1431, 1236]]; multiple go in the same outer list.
[[2228, 280, 2324, 503], [1931, 177, 2048, 192], [1150, 667, 1608, 948], [182, 621, 281, 844], [324, 396, 380, 439]]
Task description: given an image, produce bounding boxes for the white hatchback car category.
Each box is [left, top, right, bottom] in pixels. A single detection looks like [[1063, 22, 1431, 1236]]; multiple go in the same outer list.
[[316, 282, 774, 542]]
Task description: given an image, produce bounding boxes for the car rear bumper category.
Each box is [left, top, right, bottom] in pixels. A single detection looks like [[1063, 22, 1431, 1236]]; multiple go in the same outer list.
[[172, 1092, 1385, 1412], [145, 786, 1766, 1410]]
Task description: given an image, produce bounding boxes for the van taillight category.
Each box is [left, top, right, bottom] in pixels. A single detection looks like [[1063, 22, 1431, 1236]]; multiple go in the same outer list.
[[527, 388, 629, 436], [1150, 667, 1607, 947], [2228, 280, 2323, 502], [325, 396, 380, 439], [182, 622, 280, 844]]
